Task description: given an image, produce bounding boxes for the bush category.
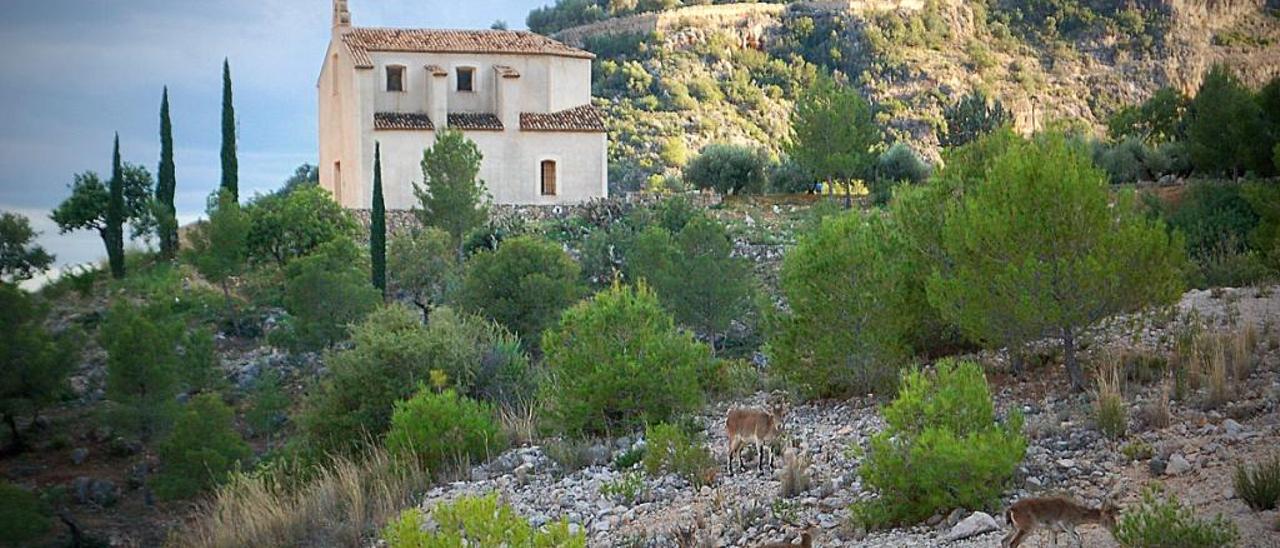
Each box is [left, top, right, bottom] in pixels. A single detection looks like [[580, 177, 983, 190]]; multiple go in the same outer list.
[[769, 212, 913, 398], [299, 304, 528, 455], [683, 143, 768, 195], [244, 185, 358, 267], [643, 422, 717, 487], [154, 394, 251, 500], [0, 481, 51, 545], [541, 283, 709, 435], [1234, 454, 1280, 511], [768, 158, 815, 194], [457, 235, 582, 349], [854, 360, 1026, 528], [387, 227, 457, 313], [0, 285, 73, 452], [626, 216, 755, 347], [385, 388, 504, 473], [383, 495, 584, 547], [280, 238, 381, 351], [1185, 65, 1271, 177], [941, 90, 1011, 147], [872, 142, 932, 204], [245, 368, 288, 438], [101, 301, 180, 441], [1114, 485, 1239, 547]]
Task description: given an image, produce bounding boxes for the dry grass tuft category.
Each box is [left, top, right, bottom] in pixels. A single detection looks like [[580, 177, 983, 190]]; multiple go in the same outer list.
[[171, 446, 430, 548], [1093, 352, 1127, 440], [498, 402, 539, 447], [1140, 380, 1173, 430]]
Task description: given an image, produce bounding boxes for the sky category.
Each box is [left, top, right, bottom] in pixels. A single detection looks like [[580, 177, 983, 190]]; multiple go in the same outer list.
[[0, 0, 546, 274]]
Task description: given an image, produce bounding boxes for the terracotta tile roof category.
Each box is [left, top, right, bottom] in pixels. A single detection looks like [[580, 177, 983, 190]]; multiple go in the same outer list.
[[520, 105, 606, 132], [374, 112, 433, 130], [342, 28, 594, 68], [448, 112, 504, 131]]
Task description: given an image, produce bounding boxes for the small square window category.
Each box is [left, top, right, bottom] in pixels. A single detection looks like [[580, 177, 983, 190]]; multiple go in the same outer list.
[[386, 66, 405, 92], [456, 67, 474, 92]]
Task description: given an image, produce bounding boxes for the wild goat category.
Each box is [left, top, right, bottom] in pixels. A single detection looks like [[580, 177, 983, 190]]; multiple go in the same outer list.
[[755, 527, 813, 548], [726, 400, 785, 474], [1002, 496, 1119, 548]]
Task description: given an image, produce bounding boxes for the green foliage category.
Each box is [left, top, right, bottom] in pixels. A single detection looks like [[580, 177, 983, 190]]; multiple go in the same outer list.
[[1185, 65, 1271, 176], [179, 328, 224, 394], [787, 75, 882, 196], [388, 227, 457, 311], [458, 236, 581, 348], [1107, 87, 1187, 144], [1234, 454, 1280, 511], [52, 156, 154, 277], [941, 91, 1011, 147], [1243, 182, 1280, 271], [371, 143, 387, 298], [244, 185, 359, 267], [854, 360, 1025, 528], [221, 59, 238, 200], [683, 143, 768, 195], [154, 394, 251, 500], [186, 190, 249, 328], [280, 238, 380, 351], [626, 216, 754, 345], [106, 135, 126, 278], [245, 368, 288, 438], [599, 471, 647, 503], [414, 129, 491, 256], [873, 142, 932, 204], [927, 132, 1185, 389], [526, 0, 607, 35], [0, 481, 51, 545], [383, 495, 585, 547], [1094, 136, 1176, 184], [299, 304, 526, 455], [0, 212, 54, 283], [541, 283, 708, 435], [385, 388, 505, 472], [101, 301, 180, 441], [157, 86, 178, 259], [643, 422, 717, 488], [1114, 485, 1239, 547], [768, 158, 815, 194], [1153, 181, 1273, 287], [0, 285, 73, 451], [769, 212, 912, 398]]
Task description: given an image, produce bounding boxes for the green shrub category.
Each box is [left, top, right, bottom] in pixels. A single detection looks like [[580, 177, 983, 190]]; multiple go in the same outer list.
[[458, 235, 582, 349], [387, 227, 458, 313], [541, 283, 708, 435], [180, 327, 224, 394], [154, 394, 251, 500], [1, 285, 73, 452], [769, 212, 913, 398], [643, 422, 717, 488], [245, 368, 289, 438], [941, 90, 1011, 147], [1114, 485, 1239, 547], [768, 158, 815, 194], [878, 142, 932, 184], [1234, 455, 1280, 511], [383, 495, 584, 547], [599, 471, 647, 504], [299, 304, 527, 455], [280, 238, 380, 351], [614, 446, 646, 470], [0, 481, 51, 545], [385, 388, 504, 473], [683, 143, 768, 195], [101, 301, 180, 441], [854, 360, 1026, 528], [244, 185, 359, 267]]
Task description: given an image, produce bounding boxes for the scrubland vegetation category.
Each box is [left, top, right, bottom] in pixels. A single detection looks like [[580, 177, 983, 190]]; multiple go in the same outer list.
[[4, 8, 1280, 546]]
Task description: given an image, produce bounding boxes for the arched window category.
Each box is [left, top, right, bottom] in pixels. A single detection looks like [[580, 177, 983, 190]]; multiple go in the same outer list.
[[540, 160, 557, 196]]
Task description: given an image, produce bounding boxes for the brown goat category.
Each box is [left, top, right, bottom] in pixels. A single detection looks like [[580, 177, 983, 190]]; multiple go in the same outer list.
[[1002, 496, 1119, 548], [726, 400, 785, 474]]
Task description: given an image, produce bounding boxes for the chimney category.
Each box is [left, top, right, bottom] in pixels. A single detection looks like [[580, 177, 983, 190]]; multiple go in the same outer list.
[[333, 0, 351, 31], [426, 65, 449, 130], [493, 65, 521, 131]]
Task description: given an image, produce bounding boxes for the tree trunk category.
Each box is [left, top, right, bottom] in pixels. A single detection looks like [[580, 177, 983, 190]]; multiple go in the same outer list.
[[413, 297, 433, 324], [3, 413, 23, 453], [843, 181, 853, 209], [1062, 326, 1085, 391]]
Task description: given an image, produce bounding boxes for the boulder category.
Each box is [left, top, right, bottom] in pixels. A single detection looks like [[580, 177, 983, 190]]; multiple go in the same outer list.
[[944, 511, 999, 542]]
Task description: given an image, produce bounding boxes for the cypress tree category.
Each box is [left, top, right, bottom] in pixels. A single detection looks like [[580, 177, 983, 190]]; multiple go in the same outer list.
[[220, 59, 238, 201], [371, 142, 387, 297], [106, 134, 126, 278], [157, 87, 178, 259]]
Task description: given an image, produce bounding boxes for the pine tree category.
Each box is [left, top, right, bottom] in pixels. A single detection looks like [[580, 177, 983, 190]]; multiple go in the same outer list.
[[106, 134, 126, 278], [413, 129, 490, 260], [371, 142, 387, 298], [787, 75, 882, 208], [157, 87, 178, 259], [220, 59, 238, 201]]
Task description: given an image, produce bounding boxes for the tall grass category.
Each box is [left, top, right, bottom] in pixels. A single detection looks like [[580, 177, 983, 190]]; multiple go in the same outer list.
[[1093, 352, 1127, 439], [172, 446, 429, 548]]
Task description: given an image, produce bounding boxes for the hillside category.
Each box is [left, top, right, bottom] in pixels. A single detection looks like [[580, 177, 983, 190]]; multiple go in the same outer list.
[[546, 0, 1280, 190]]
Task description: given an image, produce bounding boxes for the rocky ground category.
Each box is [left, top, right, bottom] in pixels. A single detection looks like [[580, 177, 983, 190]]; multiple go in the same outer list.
[[409, 285, 1280, 547]]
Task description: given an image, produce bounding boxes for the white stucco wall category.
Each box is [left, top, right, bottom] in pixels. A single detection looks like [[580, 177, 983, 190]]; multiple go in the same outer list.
[[318, 35, 605, 209]]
